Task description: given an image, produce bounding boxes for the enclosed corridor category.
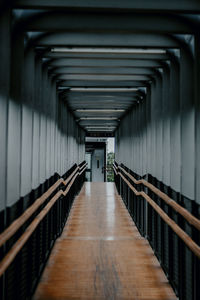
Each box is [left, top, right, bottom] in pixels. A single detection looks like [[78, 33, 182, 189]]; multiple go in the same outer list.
[[33, 182, 176, 300], [1, 0, 200, 299]]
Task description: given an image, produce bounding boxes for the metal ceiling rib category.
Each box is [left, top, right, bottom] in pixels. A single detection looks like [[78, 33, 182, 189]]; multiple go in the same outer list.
[[13, 0, 200, 13], [49, 46, 163, 132], [12, 0, 197, 134]]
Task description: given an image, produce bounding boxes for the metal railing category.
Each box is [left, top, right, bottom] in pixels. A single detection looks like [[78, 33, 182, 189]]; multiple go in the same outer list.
[[113, 162, 200, 300], [0, 161, 87, 300]]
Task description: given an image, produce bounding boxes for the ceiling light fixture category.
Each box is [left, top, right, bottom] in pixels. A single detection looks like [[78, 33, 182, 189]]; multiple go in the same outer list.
[[76, 109, 125, 113], [51, 47, 166, 54], [86, 129, 115, 131], [58, 87, 70, 90], [79, 117, 119, 120], [85, 126, 116, 128], [69, 88, 139, 92]]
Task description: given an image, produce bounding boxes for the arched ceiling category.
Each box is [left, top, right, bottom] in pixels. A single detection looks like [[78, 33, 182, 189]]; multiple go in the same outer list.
[[9, 0, 200, 135]]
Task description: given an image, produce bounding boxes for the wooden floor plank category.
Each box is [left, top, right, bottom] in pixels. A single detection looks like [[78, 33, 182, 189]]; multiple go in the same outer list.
[[33, 182, 177, 300]]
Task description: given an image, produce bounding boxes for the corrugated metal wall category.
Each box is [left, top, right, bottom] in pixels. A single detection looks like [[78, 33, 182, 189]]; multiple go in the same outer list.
[[0, 12, 85, 223], [115, 45, 200, 205]]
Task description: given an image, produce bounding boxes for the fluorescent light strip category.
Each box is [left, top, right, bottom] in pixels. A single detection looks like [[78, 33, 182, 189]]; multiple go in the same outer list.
[[79, 117, 118, 120], [58, 87, 70, 90], [76, 109, 125, 113], [85, 126, 116, 129], [86, 129, 115, 131], [70, 88, 139, 92], [51, 47, 166, 54]]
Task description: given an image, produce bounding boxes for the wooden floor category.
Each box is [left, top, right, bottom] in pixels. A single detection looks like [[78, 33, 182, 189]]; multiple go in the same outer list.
[[33, 182, 177, 300]]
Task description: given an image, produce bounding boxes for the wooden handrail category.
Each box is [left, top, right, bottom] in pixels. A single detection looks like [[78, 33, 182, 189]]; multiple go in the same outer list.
[[0, 178, 63, 248], [63, 172, 79, 196], [62, 163, 87, 197], [63, 166, 79, 186], [113, 164, 118, 175], [114, 165, 200, 259], [0, 164, 83, 248], [116, 164, 200, 232], [79, 163, 87, 173], [0, 162, 86, 277], [0, 191, 63, 277], [79, 164, 87, 176]]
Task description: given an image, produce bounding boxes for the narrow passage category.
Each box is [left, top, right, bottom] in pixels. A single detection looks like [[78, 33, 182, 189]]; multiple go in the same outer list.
[[33, 182, 177, 300]]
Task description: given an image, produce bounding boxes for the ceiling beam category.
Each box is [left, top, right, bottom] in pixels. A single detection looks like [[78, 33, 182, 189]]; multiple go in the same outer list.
[[69, 103, 134, 107], [31, 32, 179, 47], [58, 80, 147, 87], [43, 51, 170, 60], [51, 58, 163, 67], [79, 120, 119, 126], [17, 12, 194, 33], [51, 67, 154, 75], [67, 98, 137, 103], [14, 0, 200, 13], [57, 74, 150, 81], [66, 94, 140, 99]]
